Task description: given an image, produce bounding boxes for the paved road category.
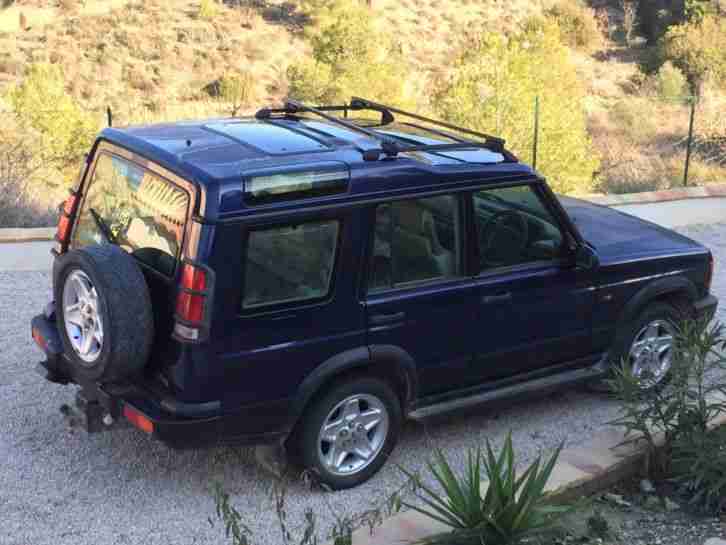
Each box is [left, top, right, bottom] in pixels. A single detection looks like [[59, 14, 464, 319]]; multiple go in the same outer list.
[[616, 198, 726, 229], [2, 220, 726, 545]]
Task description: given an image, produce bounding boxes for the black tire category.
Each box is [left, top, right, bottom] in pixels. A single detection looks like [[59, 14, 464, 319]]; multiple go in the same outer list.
[[54, 244, 154, 383], [590, 301, 684, 393], [291, 377, 402, 490]]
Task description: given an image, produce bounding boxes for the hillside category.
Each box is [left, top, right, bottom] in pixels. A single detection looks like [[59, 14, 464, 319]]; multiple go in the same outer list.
[[1, 0, 726, 226]]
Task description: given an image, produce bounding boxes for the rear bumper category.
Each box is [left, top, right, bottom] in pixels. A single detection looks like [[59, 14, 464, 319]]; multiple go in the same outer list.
[[31, 308, 291, 449]]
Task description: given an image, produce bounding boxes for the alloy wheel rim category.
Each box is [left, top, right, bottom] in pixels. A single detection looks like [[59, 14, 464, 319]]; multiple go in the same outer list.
[[628, 319, 676, 389], [62, 270, 104, 365], [317, 394, 389, 477]]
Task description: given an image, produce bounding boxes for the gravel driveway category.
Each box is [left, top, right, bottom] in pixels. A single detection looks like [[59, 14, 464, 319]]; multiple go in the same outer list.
[[2, 222, 726, 545]]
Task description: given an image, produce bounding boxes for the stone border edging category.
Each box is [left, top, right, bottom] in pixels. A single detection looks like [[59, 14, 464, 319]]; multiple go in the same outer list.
[[585, 183, 726, 207], [334, 410, 726, 545], [0, 227, 55, 243]]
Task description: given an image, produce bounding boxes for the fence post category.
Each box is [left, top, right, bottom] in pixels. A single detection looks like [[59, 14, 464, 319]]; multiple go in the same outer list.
[[106, 106, 113, 128], [683, 97, 696, 187], [532, 95, 540, 170]]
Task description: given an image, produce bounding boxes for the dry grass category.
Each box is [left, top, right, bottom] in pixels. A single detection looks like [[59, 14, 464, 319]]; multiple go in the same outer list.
[[1, 0, 725, 227]]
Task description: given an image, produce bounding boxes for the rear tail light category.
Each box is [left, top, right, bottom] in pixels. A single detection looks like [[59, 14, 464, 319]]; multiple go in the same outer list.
[[55, 191, 80, 250], [174, 262, 212, 342], [123, 405, 154, 434]]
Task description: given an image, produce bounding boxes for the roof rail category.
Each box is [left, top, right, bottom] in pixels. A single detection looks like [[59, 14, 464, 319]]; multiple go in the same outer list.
[[350, 97, 506, 151], [254, 98, 509, 161]]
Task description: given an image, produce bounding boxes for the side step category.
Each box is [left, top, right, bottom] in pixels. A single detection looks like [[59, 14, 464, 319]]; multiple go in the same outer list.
[[408, 364, 607, 421]]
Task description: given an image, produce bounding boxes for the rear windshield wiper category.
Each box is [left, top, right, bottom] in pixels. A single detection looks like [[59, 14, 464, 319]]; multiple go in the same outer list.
[[88, 207, 117, 245]]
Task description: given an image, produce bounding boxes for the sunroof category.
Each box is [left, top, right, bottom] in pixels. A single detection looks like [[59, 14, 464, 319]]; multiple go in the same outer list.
[[205, 121, 329, 154]]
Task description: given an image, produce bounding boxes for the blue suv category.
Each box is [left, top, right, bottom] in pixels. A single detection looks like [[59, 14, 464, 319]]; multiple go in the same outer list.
[[31, 98, 718, 489]]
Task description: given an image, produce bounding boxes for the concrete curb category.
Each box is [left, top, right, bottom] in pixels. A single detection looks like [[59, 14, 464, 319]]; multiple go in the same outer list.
[[334, 410, 726, 545], [584, 183, 726, 207], [0, 227, 55, 243]]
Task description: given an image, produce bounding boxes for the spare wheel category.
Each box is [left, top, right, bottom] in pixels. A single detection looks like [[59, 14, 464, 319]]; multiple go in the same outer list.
[[54, 244, 154, 383]]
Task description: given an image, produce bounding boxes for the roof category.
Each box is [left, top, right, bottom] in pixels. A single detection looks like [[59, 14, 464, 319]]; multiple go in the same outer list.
[[99, 115, 537, 219]]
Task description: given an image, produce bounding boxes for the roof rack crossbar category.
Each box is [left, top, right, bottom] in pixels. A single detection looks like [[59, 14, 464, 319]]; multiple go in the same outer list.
[[254, 98, 508, 160], [256, 101, 395, 126], [350, 96, 505, 150], [259, 100, 402, 157]]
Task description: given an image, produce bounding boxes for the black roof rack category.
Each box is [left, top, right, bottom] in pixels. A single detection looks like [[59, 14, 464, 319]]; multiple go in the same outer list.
[[255, 98, 508, 161]]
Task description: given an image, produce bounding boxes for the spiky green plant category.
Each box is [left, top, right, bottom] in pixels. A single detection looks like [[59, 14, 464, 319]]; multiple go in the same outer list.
[[401, 435, 576, 545]]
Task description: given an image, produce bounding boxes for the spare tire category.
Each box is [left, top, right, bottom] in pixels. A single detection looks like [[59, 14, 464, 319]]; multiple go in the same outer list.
[[53, 244, 154, 383]]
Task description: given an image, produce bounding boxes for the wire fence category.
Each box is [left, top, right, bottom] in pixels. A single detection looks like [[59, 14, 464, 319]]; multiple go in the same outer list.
[[527, 93, 726, 194]]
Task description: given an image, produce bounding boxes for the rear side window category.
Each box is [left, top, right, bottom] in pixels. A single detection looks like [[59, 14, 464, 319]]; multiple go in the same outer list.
[[368, 195, 461, 291], [242, 220, 339, 309], [73, 153, 189, 276]]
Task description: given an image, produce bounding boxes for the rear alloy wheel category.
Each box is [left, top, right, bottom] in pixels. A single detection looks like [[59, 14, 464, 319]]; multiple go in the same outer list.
[[317, 394, 390, 477], [294, 377, 401, 490]]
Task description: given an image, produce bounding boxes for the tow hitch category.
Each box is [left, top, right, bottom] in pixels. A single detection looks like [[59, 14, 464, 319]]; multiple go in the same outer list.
[[59, 387, 128, 434]]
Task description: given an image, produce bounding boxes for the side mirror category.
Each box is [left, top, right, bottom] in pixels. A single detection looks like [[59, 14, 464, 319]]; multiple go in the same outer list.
[[575, 244, 599, 270]]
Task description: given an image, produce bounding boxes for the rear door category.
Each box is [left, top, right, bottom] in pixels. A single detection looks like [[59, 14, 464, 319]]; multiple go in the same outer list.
[[70, 144, 194, 368], [468, 183, 596, 382], [363, 193, 478, 396]]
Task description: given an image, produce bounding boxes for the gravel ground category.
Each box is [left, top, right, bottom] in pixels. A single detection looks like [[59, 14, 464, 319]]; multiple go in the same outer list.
[[2, 222, 726, 545]]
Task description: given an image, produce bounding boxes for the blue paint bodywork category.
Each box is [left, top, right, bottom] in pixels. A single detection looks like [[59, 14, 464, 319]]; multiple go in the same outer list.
[[42, 116, 717, 446]]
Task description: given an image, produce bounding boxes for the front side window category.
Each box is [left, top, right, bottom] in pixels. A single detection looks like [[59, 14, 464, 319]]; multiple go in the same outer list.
[[473, 184, 564, 271], [369, 195, 461, 291], [243, 220, 339, 308], [73, 153, 189, 276]]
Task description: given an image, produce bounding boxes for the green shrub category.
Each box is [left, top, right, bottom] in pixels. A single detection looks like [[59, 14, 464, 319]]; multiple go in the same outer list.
[[609, 319, 726, 480], [661, 14, 726, 90], [654, 61, 689, 99], [401, 435, 576, 545], [198, 0, 219, 20], [6, 63, 98, 168], [432, 21, 600, 195], [673, 427, 726, 512], [546, 0, 601, 50], [287, 3, 413, 107]]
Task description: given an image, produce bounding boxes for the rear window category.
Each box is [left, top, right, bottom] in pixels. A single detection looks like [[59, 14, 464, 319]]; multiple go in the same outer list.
[[73, 153, 189, 276], [242, 220, 339, 309]]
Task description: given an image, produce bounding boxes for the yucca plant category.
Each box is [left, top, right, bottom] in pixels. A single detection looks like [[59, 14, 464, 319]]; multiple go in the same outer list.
[[401, 434, 576, 545]]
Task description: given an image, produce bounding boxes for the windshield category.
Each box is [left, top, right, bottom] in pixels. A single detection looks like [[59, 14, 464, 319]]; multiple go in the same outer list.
[[72, 153, 189, 276]]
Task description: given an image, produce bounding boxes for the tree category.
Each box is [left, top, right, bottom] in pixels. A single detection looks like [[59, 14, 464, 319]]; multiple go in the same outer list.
[[432, 20, 600, 195], [287, 2, 412, 107], [6, 63, 98, 169]]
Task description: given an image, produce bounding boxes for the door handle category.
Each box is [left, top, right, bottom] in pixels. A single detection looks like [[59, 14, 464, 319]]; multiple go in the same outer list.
[[481, 292, 512, 305], [368, 312, 406, 325]]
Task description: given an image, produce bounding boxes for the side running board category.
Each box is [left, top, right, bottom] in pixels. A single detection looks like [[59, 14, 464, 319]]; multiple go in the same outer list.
[[408, 363, 608, 421]]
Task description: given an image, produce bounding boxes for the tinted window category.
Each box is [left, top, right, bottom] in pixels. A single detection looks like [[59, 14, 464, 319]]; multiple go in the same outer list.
[[243, 220, 339, 308], [73, 154, 189, 276], [369, 195, 461, 291], [473, 185, 564, 271]]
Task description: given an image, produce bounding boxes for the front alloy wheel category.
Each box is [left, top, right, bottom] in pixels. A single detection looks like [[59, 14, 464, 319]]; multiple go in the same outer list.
[[628, 319, 676, 389]]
